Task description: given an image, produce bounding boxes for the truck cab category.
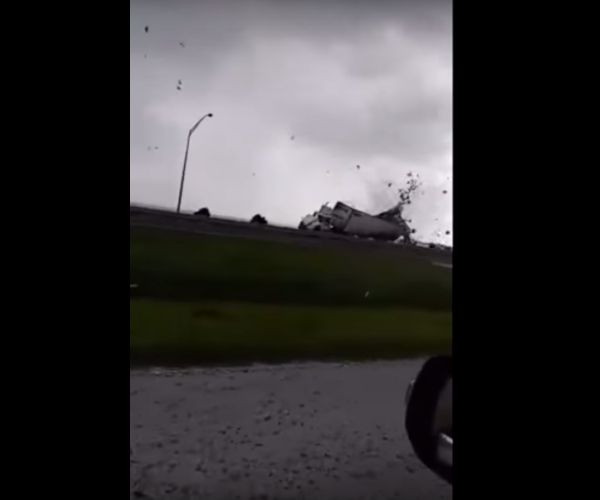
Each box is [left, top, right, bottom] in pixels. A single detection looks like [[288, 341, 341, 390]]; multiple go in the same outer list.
[[299, 205, 334, 231]]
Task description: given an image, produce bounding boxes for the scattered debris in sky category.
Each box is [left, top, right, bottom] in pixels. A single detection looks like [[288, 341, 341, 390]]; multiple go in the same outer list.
[[131, 4, 451, 243], [397, 176, 421, 207]]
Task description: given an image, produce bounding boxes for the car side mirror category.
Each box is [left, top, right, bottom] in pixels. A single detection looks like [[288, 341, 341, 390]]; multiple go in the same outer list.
[[405, 356, 452, 484]]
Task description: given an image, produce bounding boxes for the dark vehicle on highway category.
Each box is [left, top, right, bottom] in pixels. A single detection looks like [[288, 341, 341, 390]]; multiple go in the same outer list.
[[194, 207, 211, 217], [250, 214, 268, 225]]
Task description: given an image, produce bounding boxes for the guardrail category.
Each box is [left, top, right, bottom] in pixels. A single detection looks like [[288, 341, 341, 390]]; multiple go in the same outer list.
[[130, 205, 355, 241], [130, 205, 453, 260]]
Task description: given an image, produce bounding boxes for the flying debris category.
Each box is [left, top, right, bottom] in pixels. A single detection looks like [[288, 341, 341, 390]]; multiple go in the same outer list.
[[144, 26, 149, 33], [154, 146, 159, 150], [445, 230, 451, 235], [356, 164, 361, 170], [443, 190, 448, 194], [407, 172, 413, 177], [179, 42, 185, 48], [388, 182, 393, 188]]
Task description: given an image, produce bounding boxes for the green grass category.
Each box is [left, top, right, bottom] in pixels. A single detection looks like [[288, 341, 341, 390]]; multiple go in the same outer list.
[[130, 226, 452, 365], [130, 299, 451, 365], [130, 227, 451, 310]]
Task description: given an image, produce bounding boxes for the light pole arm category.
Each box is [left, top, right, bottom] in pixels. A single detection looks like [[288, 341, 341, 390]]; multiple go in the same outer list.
[[190, 113, 211, 135]]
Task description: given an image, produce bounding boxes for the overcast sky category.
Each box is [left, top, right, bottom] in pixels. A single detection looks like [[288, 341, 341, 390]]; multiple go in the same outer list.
[[130, 0, 452, 243]]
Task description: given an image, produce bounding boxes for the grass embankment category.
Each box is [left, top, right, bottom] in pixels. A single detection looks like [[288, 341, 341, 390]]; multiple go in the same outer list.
[[130, 227, 452, 365]]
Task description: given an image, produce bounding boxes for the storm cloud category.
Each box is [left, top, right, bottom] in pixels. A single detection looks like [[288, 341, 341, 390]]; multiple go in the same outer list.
[[130, 0, 452, 243]]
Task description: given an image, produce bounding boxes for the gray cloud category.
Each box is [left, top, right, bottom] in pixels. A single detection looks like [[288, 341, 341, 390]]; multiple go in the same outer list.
[[130, 0, 452, 243]]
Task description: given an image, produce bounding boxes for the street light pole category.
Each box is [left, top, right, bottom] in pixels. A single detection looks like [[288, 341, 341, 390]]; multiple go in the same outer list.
[[176, 112, 213, 214]]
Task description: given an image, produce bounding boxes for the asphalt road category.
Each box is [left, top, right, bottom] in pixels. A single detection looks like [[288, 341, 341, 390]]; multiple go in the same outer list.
[[129, 206, 453, 265], [130, 360, 452, 500]]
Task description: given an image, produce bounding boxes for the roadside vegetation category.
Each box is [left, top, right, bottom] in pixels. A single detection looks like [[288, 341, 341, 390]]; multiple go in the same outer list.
[[130, 226, 452, 365]]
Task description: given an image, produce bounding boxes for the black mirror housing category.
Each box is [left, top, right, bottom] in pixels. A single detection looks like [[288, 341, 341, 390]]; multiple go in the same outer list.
[[405, 356, 452, 484]]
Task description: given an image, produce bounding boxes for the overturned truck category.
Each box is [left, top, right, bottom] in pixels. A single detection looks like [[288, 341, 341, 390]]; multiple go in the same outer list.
[[299, 202, 412, 242]]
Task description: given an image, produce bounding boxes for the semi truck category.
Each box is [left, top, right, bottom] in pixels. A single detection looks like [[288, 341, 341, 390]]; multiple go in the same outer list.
[[299, 201, 412, 242]]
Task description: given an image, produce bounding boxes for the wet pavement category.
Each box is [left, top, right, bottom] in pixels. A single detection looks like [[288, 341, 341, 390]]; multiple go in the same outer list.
[[130, 360, 452, 500]]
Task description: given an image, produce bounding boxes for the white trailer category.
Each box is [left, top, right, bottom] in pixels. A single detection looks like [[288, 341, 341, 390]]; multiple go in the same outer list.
[[300, 202, 412, 242], [329, 202, 408, 241]]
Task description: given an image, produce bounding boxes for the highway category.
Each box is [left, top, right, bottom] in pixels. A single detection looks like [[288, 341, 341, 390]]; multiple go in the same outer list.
[[130, 360, 451, 500], [130, 205, 453, 265]]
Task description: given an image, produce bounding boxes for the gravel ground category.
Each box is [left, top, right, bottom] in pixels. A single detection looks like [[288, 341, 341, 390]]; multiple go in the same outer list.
[[130, 360, 452, 500]]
